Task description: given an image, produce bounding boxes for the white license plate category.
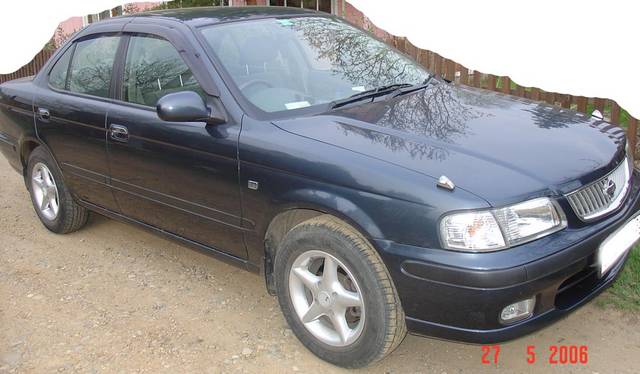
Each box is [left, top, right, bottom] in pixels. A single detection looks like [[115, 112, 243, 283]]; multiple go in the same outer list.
[[598, 214, 640, 276]]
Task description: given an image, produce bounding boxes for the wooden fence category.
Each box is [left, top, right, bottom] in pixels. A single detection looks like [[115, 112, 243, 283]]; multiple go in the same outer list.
[[339, 0, 638, 159], [390, 35, 638, 158], [0, 49, 54, 84]]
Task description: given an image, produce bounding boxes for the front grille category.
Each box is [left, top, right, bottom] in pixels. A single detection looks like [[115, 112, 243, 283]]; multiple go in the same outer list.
[[566, 157, 631, 221]]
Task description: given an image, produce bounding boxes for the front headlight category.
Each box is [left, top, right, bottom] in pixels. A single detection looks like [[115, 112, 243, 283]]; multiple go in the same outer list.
[[440, 197, 566, 252]]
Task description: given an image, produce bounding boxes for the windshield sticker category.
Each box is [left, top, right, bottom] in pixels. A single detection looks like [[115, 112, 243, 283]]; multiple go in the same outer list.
[[285, 101, 311, 110], [352, 86, 366, 92], [277, 19, 294, 26]]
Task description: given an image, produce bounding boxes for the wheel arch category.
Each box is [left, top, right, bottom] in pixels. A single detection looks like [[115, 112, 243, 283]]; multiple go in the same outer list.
[[261, 189, 385, 294], [19, 137, 41, 168], [18, 137, 65, 187]]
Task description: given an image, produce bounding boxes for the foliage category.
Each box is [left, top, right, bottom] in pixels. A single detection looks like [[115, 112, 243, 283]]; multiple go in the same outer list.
[[123, 3, 142, 14], [44, 25, 77, 52]]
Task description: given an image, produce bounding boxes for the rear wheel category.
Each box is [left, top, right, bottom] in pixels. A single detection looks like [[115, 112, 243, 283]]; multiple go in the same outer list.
[[274, 215, 406, 368], [26, 146, 89, 234]]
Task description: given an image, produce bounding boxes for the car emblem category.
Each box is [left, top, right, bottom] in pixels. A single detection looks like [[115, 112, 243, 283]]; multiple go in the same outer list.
[[603, 178, 616, 199]]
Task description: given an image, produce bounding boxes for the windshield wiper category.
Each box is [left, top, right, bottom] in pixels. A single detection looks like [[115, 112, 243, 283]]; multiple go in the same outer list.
[[329, 83, 413, 109], [391, 76, 434, 98]]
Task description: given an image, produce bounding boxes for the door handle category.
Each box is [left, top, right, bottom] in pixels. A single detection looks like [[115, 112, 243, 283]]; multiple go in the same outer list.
[[109, 124, 129, 143], [37, 107, 50, 122]]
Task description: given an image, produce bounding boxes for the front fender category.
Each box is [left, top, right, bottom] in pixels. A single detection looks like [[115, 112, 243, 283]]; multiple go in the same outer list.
[[273, 187, 384, 239], [239, 160, 446, 269]]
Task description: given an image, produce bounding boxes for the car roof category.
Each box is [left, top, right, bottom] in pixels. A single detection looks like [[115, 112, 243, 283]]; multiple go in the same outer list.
[[130, 6, 324, 27]]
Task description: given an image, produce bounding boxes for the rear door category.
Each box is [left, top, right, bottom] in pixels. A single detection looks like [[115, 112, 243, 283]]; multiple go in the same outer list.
[[105, 32, 246, 258], [34, 34, 122, 211]]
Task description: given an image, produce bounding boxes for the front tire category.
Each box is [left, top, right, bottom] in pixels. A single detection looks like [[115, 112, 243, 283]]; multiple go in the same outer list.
[[26, 146, 89, 234], [274, 215, 406, 368]]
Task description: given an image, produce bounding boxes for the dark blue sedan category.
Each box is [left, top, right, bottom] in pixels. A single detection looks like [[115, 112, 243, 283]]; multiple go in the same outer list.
[[0, 6, 638, 368]]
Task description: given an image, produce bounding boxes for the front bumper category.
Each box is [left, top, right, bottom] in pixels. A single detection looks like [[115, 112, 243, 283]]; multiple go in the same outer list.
[[376, 170, 640, 344]]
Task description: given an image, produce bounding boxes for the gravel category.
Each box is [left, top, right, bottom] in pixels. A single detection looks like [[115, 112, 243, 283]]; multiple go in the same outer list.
[[1, 159, 639, 373]]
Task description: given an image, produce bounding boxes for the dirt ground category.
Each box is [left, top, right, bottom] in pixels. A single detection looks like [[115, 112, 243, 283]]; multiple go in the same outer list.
[[1, 158, 639, 374]]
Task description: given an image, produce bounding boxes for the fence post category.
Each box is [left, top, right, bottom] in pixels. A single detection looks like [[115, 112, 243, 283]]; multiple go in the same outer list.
[[457, 64, 468, 85], [560, 94, 571, 109], [472, 70, 481, 88], [486, 74, 496, 91], [594, 98, 605, 115], [530, 88, 540, 101], [576, 96, 587, 113], [545, 92, 555, 105], [445, 59, 455, 81], [610, 101, 621, 124], [501, 77, 510, 94], [433, 54, 443, 78], [629, 116, 638, 162]]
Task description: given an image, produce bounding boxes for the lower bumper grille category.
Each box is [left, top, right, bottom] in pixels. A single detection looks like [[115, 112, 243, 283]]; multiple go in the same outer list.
[[555, 265, 598, 310]]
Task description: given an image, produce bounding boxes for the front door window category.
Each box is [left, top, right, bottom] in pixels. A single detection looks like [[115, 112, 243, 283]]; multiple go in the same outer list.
[[122, 35, 204, 107]]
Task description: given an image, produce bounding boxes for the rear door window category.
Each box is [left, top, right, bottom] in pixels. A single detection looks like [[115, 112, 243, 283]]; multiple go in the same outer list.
[[67, 35, 120, 98], [122, 35, 204, 107]]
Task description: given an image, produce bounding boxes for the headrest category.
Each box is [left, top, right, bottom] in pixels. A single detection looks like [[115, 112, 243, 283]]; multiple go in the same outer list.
[[241, 36, 279, 65]]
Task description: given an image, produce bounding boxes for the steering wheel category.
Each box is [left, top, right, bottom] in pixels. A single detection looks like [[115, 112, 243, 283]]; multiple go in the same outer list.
[[239, 79, 275, 92]]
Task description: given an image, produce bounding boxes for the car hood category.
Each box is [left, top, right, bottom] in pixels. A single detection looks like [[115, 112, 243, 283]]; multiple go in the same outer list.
[[273, 82, 626, 206]]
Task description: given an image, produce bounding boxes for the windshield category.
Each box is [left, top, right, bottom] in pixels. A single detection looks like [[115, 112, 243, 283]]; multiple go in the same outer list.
[[200, 17, 430, 114]]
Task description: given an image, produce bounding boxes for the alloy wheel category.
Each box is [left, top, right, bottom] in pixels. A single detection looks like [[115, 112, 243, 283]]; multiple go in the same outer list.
[[288, 250, 365, 347], [31, 162, 60, 221]]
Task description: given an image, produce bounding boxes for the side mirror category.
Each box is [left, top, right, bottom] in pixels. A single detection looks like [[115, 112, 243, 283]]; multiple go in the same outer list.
[[156, 91, 224, 124]]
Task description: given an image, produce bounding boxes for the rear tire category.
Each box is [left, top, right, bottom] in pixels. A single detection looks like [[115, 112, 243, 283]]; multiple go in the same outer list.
[[26, 146, 89, 234], [274, 215, 406, 368]]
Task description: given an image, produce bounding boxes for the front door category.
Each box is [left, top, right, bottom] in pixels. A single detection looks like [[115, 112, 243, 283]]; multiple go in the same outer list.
[[106, 34, 246, 258]]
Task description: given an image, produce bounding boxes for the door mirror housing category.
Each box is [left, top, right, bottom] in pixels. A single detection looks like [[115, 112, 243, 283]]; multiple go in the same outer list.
[[156, 91, 224, 124]]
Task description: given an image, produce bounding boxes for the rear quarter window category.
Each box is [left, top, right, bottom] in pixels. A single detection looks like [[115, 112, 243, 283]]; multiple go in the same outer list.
[[48, 46, 73, 90]]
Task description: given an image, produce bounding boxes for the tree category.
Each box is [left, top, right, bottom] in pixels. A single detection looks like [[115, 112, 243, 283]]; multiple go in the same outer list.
[[44, 25, 77, 52], [123, 3, 142, 15]]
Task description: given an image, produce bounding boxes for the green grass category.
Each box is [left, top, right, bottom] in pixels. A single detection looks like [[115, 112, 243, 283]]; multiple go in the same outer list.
[[597, 245, 640, 310], [495, 77, 518, 91]]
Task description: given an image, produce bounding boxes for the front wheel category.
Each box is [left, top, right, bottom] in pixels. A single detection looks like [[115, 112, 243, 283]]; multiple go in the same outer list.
[[274, 215, 406, 368]]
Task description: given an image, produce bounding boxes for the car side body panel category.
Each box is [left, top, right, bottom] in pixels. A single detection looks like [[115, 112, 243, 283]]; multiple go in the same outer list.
[[0, 77, 37, 173], [237, 116, 490, 267]]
